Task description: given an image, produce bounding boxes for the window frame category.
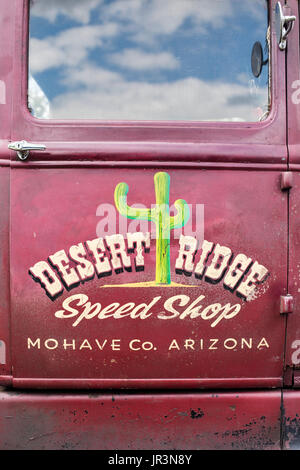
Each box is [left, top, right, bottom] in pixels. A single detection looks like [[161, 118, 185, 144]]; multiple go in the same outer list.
[[8, 0, 288, 167]]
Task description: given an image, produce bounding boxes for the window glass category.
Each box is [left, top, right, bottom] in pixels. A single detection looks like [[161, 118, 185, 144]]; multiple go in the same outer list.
[[28, 0, 270, 122]]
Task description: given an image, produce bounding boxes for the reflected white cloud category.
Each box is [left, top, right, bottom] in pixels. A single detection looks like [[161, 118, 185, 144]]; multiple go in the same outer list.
[[101, 0, 234, 45], [109, 49, 180, 71], [30, 23, 118, 73], [30, 0, 104, 24], [50, 64, 267, 121], [29, 0, 269, 122]]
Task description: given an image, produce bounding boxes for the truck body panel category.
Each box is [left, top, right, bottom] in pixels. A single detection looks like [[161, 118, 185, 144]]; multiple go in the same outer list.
[[1, 0, 300, 450]]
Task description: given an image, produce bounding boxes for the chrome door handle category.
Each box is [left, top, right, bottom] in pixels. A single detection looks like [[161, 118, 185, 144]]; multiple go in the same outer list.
[[275, 1, 296, 50], [8, 140, 46, 161]]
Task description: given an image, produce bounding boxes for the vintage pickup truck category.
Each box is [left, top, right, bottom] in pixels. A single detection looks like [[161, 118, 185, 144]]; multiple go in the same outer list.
[[1, 0, 300, 450]]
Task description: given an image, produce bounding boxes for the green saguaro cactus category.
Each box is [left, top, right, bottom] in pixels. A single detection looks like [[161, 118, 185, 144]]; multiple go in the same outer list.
[[114, 172, 190, 285]]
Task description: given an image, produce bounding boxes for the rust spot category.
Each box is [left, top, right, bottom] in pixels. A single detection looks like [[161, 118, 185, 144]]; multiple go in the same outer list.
[[190, 408, 204, 419]]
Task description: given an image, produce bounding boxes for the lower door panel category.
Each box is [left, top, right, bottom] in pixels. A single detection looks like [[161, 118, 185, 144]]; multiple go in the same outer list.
[[0, 389, 281, 450]]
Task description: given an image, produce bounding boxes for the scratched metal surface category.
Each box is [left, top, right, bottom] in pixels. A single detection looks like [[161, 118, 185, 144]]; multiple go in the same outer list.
[[0, 390, 281, 450], [282, 391, 300, 450]]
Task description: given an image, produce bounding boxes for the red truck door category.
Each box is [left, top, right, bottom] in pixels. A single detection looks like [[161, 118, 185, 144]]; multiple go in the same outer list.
[[1, 0, 290, 393]]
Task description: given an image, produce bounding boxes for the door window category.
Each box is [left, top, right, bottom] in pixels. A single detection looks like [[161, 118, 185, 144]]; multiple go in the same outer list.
[[28, 0, 270, 122]]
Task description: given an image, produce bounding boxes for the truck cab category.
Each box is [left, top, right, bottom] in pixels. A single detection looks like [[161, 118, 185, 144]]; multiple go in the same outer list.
[[0, 0, 300, 450]]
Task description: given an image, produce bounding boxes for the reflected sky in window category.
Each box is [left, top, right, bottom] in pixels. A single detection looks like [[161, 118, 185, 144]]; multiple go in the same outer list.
[[28, 0, 270, 121]]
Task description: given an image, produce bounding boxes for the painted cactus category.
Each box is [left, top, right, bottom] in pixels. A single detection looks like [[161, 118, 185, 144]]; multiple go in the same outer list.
[[114, 172, 190, 284]]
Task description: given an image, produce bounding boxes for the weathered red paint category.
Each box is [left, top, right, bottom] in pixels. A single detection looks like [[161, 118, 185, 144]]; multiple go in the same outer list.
[[0, 389, 282, 450], [282, 391, 300, 449], [0, 0, 300, 450], [4, 0, 288, 390], [7, 168, 286, 388], [285, 0, 300, 390]]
